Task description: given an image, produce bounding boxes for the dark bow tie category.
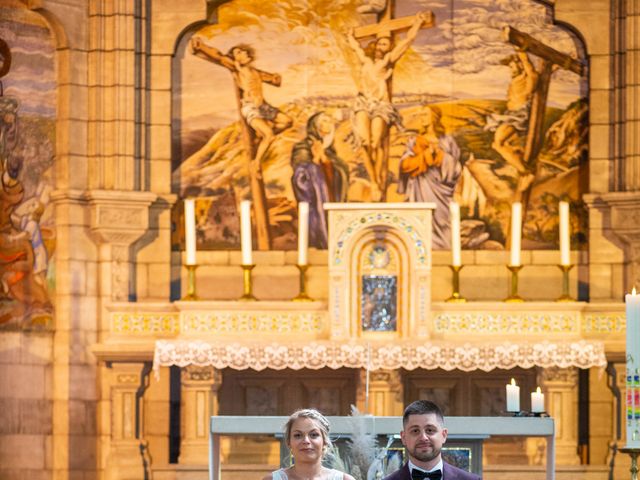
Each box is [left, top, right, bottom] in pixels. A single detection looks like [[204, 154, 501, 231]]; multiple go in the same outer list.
[[411, 468, 442, 480]]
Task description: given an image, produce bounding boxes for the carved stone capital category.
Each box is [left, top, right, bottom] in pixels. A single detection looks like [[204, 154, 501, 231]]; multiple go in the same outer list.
[[87, 190, 157, 247], [585, 192, 640, 289], [181, 365, 222, 388], [83, 190, 157, 301], [538, 366, 578, 387]]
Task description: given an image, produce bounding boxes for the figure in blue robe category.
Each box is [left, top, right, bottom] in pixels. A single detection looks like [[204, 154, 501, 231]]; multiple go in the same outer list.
[[291, 112, 349, 249]]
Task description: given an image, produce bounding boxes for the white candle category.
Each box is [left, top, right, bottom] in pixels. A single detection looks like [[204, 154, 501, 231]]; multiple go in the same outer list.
[[184, 198, 197, 266], [450, 201, 461, 267], [506, 378, 520, 412], [559, 201, 571, 266], [626, 288, 640, 447], [510, 202, 522, 267], [240, 200, 253, 265], [365, 343, 371, 413], [298, 202, 309, 266], [531, 387, 545, 413]]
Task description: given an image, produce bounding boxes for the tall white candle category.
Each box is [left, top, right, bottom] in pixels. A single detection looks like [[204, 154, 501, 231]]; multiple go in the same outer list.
[[365, 343, 371, 413], [506, 378, 520, 412], [450, 201, 461, 267], [298, 202, 309, 266], [626, 288, 640, 447], [531, 387, 545, 413], [240, 200, 253, 265], [559, 201, 571, 266], [184, 198, 196, 266], [510, 202, 522, 267]]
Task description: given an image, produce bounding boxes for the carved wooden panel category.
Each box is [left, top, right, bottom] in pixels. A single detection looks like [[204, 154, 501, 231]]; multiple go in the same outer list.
[[403, 368, 537, 415], [219, 368, 357, 416]]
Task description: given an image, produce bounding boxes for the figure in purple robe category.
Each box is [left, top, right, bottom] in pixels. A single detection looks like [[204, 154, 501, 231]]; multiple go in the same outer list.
[[291, 112, 349, 249]]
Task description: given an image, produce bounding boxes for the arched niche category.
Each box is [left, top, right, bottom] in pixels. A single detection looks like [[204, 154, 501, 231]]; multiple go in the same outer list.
[[325, 203, 434, 340]]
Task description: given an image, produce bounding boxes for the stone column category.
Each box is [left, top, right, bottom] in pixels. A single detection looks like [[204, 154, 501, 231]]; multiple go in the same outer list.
[[88, 0, 144, 191], [585, 192, 640, 297], [357, 369, 404, 416], [179, 366, 222, 464], [102, 363, 148, 480], [623, 1, 640, 191], [539, 367, 580, 465]]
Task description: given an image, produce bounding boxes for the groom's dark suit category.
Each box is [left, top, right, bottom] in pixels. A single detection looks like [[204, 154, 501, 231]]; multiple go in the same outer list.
[[383, 462, 481, 480]]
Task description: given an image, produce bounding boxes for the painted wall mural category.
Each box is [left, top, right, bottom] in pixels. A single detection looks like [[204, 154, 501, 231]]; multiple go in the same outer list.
[[0, 7, 56, 329], [172, 0, 587, 253]]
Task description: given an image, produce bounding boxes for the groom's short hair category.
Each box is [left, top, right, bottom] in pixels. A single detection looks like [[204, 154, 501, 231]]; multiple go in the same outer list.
[[402, 400, 445, 427]]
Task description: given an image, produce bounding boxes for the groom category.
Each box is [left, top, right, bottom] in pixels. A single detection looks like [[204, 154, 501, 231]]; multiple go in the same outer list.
[[384, 400, 481, 480]]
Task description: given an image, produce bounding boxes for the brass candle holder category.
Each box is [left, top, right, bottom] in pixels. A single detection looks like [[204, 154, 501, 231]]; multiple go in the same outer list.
[[293, 264, 313, 302], [182, 264, 199, 301], [239, 264, 257, 301], [446, 265, 466, 303], [556, 264, 575, 302], [620, 447, 640, 480], [504, 265, 525, 303]]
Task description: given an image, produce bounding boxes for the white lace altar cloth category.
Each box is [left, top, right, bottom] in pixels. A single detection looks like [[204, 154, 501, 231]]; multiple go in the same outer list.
[[152, 339, 606, 377]]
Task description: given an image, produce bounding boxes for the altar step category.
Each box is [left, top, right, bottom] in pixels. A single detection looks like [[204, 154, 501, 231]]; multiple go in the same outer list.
[[153, 463, 611, 479]]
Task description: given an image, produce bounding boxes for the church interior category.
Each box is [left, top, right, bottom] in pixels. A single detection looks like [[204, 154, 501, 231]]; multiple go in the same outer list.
[[0, 0, 639, 479]]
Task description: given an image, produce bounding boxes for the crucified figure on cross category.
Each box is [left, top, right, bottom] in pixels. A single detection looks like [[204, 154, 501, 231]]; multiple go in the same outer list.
[[486, 26, 585, 206], [346, 8, 433, 201], [190, 37, 293, 250]]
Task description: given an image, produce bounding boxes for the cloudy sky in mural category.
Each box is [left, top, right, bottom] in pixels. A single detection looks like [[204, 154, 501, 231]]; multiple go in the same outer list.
[[178, 0, 585, 130], [0, 8, 56, 118]]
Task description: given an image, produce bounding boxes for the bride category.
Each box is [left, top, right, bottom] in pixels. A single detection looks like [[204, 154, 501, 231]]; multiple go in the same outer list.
[[263, 409, 356, 480]]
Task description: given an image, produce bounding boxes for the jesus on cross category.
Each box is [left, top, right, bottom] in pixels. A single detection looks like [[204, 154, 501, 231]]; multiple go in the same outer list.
[[190, 37, 293, 249], [346, 11, 431, 201]]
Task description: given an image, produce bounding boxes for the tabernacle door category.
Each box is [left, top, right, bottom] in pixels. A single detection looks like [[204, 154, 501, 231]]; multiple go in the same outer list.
[[324, 203, 435, 340]]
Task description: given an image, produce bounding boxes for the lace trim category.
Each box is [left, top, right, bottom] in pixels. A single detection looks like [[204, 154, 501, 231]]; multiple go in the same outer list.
[[153, 339, 606, 377]]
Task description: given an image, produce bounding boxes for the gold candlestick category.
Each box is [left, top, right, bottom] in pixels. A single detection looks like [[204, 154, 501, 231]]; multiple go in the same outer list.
[[504, 265, 524, 303], [620, 448, 640, 480], [182, 264, 199, 301], [239, 264, 257, 301], [293, 264, 313, 302], [446, 265, 466, 303], [556, 264, 575, 302]]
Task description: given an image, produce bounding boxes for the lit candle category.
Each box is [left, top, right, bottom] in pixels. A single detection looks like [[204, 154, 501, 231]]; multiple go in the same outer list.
[[510, 202, 522, 267], [506, 378, 520, 412], [450, 201, 461, 267], [531, 387, 545, 413], [559, 201, 570, 266], [626, 288, 640, 447], [298, 202, 309, 266], [184, 198, 196, 266], [240, 200, 252, 265], [365, 343, 371, 413]]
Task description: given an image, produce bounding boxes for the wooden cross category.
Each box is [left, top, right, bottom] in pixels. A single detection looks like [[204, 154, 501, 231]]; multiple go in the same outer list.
[[192, 44, 272, 250], [352, 1, 435, 201], [502, 26, 586, 219], [503, 26, 585, 171]]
